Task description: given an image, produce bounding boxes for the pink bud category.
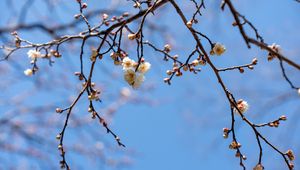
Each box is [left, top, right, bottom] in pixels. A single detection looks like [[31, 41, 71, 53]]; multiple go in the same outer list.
[[82, 3, 87, 9]]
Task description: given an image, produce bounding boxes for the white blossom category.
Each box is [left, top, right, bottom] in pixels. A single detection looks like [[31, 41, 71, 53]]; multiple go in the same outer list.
[[137, 62, 151, 74], [235, 99, 249, 114], [27, 49, 41, 60], [268, 43, 282, 54], [124, 69, 145, 89], [128, 34, 136, 40], [122, 57, 135, 70], [164, 44, 171, 52], [24, 69, 33, 76], [102, 13, 109, 20], [186, 20, 193, 28], [124, 69, 136, 85], [267, 43, 282, 61], [213, 43, 226, 56], [132, 74, 145, 89]]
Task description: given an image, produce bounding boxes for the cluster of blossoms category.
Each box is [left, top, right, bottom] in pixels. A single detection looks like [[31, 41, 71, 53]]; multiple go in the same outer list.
[[121, 57, 151, 89], [24, 50, 41, 76], [211, 43, 226, 56], [24, 49, 61, 76], [267, 43, 282, 61], [27, 49, 42, 60]]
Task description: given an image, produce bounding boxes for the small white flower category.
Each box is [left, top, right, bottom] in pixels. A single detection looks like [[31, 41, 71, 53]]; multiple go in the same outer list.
[[128, 34, 136, 40], [122, 57, 135, 70], [213, 43, 226, 56], [102, 13, 109, 20], [268, 43, 282, 54], [132, 74, 145, 89], [123, 69, 145, 89], [186, 20, 193, 28], [267, 43, 282, 61], [164, 44, 171, 52], [27, 49, 41, 60], [235, 99, 249, 114], [133, 2, 141, 8], [137, 62, 151, 74], [124, 69, 136, 85], [24, 69, 33, 76], [191, 59, 199, 66]]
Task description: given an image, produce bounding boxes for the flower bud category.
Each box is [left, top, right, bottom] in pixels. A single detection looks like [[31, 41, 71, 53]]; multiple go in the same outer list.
[[252, 58, 258, 65], [128, 33, 136, 40], [56, 134, 61, 140], [164, 44, 171, 53], [253, 164, 264, 170], [102, 13, 109, 20], [186, 20, 193, 28], [82, 3, 88, 9], [56, 108, 63, 113], [286, 149, 295, 161]]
